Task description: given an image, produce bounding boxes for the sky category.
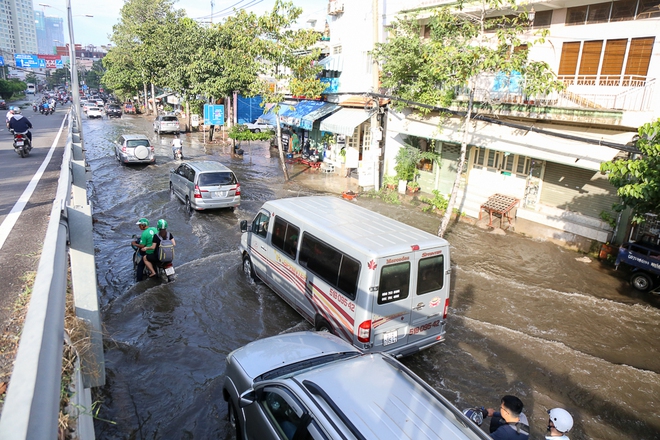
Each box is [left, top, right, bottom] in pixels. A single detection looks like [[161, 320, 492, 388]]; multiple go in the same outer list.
[[33, 0, 329, 48]]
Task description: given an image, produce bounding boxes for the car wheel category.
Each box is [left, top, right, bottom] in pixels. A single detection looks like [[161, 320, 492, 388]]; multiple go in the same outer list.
[[227, 400, 242, 440], [242, 255, 257, 282], [631, 272, 653, 292], [185, 197, 192, 214], [253, 128, 261, 133], [315, 318, 334, 334]]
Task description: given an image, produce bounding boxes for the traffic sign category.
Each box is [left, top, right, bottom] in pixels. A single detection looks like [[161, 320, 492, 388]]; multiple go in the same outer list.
[[0, 56, 4, 67], [204, 104, 225, 126], [14, 54, 39, 68]]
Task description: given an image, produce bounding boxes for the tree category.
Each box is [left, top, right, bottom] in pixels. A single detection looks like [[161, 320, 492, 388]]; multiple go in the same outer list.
[[601, 119, 660, 224], [255, 0, 325, 181], [372, 1, 563, 237], [0, 79, 26, 100]]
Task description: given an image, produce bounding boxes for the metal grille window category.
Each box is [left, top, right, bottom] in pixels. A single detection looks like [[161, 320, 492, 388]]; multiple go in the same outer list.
[[472, 148, 537, 178]]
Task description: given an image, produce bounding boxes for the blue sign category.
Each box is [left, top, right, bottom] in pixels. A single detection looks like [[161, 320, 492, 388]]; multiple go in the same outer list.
[[204, 104, 225, 126], [55, 60, 63, 69], [14, 54, 39, 68], [0, 56, 4, 67]]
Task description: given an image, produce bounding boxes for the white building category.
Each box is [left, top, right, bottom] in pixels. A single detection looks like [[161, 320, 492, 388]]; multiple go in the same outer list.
[[0, 0, 38, 63], [320, 0, 660, 249]]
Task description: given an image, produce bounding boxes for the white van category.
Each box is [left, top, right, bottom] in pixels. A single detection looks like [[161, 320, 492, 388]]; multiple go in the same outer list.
[[239, 196, 451, 357], [26, 83, 36, 95]]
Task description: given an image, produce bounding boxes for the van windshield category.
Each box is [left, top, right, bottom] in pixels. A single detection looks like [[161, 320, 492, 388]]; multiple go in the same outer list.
[[199, 172, 236, 186]]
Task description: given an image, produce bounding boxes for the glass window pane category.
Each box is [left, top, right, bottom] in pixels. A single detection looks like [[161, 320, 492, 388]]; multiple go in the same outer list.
[[378, 262, 410, 304], [299, 234, 341, 286], [283, 225, 300, 260], [566, 6, 588, 24], [417, 256, 444, 295], [611, 0, 638, 21], [272, 217, 288, 251], [252, 212, 269, 239], [586, 2, 612, 23], [337, 256, 360, 299]]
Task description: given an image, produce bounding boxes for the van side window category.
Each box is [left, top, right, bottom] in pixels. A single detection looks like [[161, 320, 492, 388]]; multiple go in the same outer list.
[[272, 217, 300, 259], [417, 255, 444, 295], [299, 233, 360, 300], [252, 212, 270, 239], [378, 262, 410, 304]]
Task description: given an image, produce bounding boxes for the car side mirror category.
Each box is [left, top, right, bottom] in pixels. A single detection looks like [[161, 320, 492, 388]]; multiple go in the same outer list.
[[238, 390, 255, 408], [240, 220, 248, 233]]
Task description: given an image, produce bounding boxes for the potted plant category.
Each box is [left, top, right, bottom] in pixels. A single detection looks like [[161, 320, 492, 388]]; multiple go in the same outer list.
[[394, 146, 421, 192], [407, 181, 421, 192], [383, 175, 398, 190]]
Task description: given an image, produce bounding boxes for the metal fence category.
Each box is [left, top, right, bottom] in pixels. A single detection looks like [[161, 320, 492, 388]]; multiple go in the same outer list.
[[0, 107, 103, 440]]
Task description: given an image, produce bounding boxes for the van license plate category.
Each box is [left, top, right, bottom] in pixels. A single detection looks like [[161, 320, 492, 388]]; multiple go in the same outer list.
[[214, 191, 227, 197], [383, 330, 398, 346], [165, 267, 175, 275]]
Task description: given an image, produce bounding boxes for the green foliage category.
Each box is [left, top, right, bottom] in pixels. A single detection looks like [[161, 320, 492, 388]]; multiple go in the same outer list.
[[394, 146, 422, 182], [24, 73, 37, 85], [0, 79, 27, 100], [362, 188, 401, 205], [383, 174, 398, 187], [601, 119, 660, 224], [228, 124, 273, 142], [419, 190, 449, 213], [599, 211, 617, 229]]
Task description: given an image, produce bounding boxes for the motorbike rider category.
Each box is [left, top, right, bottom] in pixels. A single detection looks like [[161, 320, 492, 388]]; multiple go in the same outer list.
[[131, 218, 158, 280], [5, 106, 15, 131], [546, 408, 573, 440], [172, 136, 183, 159], [8, 107, 33, 144], [143, 219, 176, 274]]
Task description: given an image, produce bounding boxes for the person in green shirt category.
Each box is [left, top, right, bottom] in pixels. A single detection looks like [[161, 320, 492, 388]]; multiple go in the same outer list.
[[132, 218, 158, 278]]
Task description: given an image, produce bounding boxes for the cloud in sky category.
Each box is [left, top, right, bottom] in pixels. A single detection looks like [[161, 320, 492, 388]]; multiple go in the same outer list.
[[34, 0, 328, 47]]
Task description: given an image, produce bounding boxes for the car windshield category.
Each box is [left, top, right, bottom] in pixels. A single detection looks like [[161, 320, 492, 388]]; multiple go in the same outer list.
[[127, 139, 149, 147], [198, 172, 236, 186]]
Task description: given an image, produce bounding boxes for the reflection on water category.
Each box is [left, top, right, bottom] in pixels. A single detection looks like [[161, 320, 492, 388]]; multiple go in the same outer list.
[[89, 116, 660, 439]]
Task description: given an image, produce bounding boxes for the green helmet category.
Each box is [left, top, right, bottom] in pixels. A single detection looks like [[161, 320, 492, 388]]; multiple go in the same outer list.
[[156, 219, 168, 230], [136, 218, 149, 226]]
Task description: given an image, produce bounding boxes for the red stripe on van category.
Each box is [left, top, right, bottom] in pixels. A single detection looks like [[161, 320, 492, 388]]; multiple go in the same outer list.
[[309, 282, 355, 325]]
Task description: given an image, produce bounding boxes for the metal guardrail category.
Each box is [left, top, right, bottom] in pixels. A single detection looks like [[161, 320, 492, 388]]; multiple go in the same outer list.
[[0, 107, 104, 440]]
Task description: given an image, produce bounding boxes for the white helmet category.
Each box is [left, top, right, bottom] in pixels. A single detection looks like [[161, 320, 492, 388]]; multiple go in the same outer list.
[[548, 408, 573, 433]]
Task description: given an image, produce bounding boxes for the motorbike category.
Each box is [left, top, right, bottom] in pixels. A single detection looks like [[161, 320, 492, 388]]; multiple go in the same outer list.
[[32, 103, 38, 112], [13, 131, 32, 158], [131, 236, 176, 283], [462, 407, 486, 426], [172, 144, 183, 161]]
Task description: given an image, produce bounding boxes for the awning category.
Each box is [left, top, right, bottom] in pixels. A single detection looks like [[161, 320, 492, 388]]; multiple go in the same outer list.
[[300, 103, 340, 130], [392, 112, 635, 171], [319, 54, 343, 72], [256, 102, 297, 125], [320, 108, 373, 137], [279, 100, 327, 128]]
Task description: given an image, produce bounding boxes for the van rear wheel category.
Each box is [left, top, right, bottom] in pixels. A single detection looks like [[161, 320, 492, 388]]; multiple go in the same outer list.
[[631, 272, 653, 292]]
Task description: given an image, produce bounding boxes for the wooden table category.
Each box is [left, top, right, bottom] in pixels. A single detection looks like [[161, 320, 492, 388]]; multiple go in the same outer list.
[[479, 194, 519, 229]]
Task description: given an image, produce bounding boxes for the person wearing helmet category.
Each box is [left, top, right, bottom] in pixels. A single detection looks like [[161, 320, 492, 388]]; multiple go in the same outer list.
[[5, 106, 15, 130], [131, 218, 158, 280], [8, 107, 33, 144], [143, 219, 176, 272], [546, 408, 573, 439], [484, 395, 529, 439]]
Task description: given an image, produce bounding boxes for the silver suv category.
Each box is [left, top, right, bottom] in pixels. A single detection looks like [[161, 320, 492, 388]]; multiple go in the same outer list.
[[114, 134, 155, 165], [169, 161, 241, 213], [222, 332, 490, 440], [153, 114, 180, 134]]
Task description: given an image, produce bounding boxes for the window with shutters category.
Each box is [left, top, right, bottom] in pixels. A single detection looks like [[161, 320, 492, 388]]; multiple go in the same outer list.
[[578, 40, 603, 84], [558, 42, 581, 81], [471, 148, 537, 178], [600, 39, 627, 85], [624, 37, 654, 84]]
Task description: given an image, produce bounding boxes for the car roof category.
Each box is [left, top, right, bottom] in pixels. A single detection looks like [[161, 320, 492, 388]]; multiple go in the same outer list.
[[294, 353, 488, 440], [121, 134, 149, 140], [229, 332, 359, 379], [185, 161, 234, 173]]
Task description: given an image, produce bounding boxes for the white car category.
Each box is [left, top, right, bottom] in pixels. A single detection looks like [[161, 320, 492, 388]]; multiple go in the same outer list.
[[87, 106, 104, 119], [243, 119, 274, 133]]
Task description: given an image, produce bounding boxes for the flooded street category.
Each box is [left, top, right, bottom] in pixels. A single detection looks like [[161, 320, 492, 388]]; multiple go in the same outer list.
[[87, 114, 660, 439]]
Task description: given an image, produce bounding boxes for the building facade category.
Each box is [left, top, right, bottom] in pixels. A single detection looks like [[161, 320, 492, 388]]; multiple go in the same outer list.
[[35, 11, 65, 55], [320, 0, 660, 249], [0, 0, 37, 62]]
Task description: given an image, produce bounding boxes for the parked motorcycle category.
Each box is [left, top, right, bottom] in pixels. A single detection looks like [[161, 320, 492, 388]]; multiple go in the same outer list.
[[131, 236, 176, 283], [13, 131, 32, 158]]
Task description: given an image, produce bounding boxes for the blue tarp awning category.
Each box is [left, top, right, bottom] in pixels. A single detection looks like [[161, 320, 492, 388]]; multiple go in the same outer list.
[[300, 103, 340, 130], [256, 102, 297, 125], [279, 100, 327, 128]]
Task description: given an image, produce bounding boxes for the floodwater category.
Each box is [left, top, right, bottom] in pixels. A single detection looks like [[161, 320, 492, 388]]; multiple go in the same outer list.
[[87, 114, 660, 439]]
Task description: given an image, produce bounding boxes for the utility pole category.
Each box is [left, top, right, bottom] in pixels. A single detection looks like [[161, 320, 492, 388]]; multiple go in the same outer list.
[[210, 0, 214, 24]]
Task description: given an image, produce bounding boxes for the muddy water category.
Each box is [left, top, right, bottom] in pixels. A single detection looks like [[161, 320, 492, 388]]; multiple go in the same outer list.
[[87, 115, 660, 439]]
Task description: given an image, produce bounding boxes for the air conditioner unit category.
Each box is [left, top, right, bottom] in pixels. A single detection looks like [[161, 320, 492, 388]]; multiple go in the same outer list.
[[328, 1, 344, 15]]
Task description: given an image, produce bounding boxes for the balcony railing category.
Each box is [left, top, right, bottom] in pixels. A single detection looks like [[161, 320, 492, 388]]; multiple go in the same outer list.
[[466, 72, 656, 112]]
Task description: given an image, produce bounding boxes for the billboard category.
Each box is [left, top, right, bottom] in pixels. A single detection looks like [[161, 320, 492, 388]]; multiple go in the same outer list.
[[14, 54, 63, 69], [14, 54, 39, 68]]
